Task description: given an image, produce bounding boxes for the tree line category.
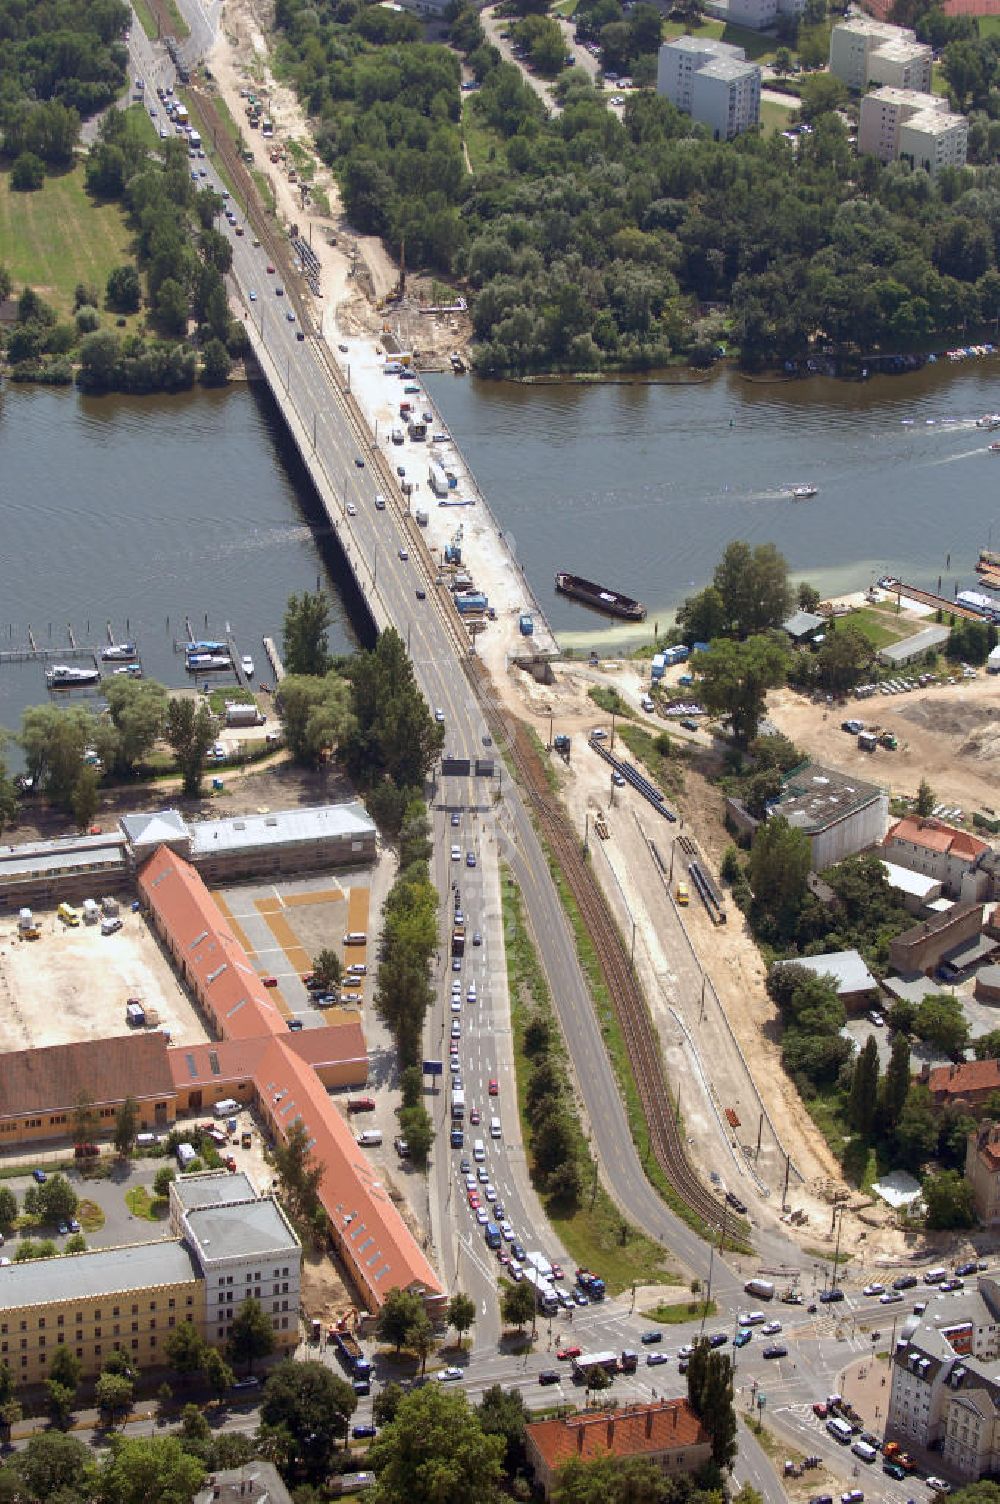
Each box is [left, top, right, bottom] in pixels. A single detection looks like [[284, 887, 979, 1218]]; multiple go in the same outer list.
[[0, 675, 221, 839]]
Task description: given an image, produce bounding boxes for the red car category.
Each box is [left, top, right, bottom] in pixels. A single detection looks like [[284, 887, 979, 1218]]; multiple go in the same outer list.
[[347, 1097, 376, 1113], [551, 1263, 563, 1280], [468, 1193, 480, 1210], [557, 1346, 582, 1361], [812, 1402, 828, 1418], [470, 1107, 481, 1125], [266, 263, 275, 273], [262, 976, 278, 988], [488, 1079, 499, 1096]]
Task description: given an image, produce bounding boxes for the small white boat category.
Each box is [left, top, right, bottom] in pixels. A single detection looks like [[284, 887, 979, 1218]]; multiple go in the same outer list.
[[186, 653, 231, 672], [241, 655, 255, 678], [101, 642, 137, 661], [790, 484, 817, 500], [990, 443, 1000, 453], [46, 664, 100, 687], [976, 414, 1000, 429], [113, 664, 143, 677]]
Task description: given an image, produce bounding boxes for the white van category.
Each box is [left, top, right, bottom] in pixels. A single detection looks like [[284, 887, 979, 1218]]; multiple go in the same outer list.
[[851, 1440, 877, 1464], [473, 1138, 485, 1163], [490, 1116, 501, 1140], [344, 932, 367, 946], [176, 1142, 197, 1170], [827, 1417, 853, 1444], [136, 1132, 159, 1148], [640, 694, 655, 713], [213, 1099, 240, 1119], [357, 1130, 383, 1147], [924, 1267, 947, 1285], [738, 1311, 766, 1326]]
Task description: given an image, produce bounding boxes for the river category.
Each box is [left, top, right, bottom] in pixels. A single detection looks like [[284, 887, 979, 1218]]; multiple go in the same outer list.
[[0, 382, 361, 744], [2, 360, 999, 741], [424, 361, 1000, 651]]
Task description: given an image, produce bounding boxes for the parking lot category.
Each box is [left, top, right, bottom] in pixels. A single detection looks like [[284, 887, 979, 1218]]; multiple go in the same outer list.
[[212, 869, 376, 1027], [0, 908, 209, 1053]]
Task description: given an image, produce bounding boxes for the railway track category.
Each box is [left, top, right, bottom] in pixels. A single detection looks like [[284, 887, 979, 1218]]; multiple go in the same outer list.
[[469, 665, 744, 1241]]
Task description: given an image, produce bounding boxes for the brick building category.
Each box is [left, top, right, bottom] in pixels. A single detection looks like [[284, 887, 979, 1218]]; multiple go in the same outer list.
[[888, 903, 984, 976]]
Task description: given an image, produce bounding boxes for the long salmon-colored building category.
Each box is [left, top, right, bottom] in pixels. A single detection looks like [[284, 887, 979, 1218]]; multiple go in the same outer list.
[[139, 845, 443, 1317]]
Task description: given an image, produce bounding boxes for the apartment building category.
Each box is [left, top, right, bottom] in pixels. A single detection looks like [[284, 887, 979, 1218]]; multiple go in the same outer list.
[[860, 85, 968, 170], [899, 102, 970, 173], [888, 1281, 1000, 1479], [829, 18, 932, 92], [0, 1175, 298, 1386], [656, 38, 761, 139]]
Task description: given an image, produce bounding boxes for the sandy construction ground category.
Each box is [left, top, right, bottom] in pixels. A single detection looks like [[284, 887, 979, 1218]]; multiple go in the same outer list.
[[0, 910, 208, 1053], [768, 672, 1000, 818]]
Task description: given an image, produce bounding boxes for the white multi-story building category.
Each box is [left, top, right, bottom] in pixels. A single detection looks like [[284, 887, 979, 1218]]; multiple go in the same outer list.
[[169, 1173, 301, 1349], [829, 18, 932, 92], [859, 87, 968, 172], [657, 38, 761, 139], [899, 102, 969, 173], [703, 0, 802, 30]]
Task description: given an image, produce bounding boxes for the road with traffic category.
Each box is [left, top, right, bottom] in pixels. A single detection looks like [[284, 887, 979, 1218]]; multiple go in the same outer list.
[[129, 19, 944, 1503]]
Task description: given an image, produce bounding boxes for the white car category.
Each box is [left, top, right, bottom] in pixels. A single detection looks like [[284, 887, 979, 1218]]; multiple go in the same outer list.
[[451, 1021, 461, 1039], [465, 1175, 476, 1191], [475, 1208, 489, 1225], [484, 1185, 497, 1202], [451, 998, 462, 1013], [762, 1321, 782, 1335], [451, 845, 461, 861], [926, 1480, 951, 1495], [863, 1282, 885, 1297], [435, 708, 445, 723], [346, 502, 357, 516], [438, 1367, 463, 1382], [501, 1220, 514, 1239], [881, 1291, 904, 1304]]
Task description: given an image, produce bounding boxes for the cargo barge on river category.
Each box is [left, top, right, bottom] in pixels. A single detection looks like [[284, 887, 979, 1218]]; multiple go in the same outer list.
[[554, 571, 646, 622]]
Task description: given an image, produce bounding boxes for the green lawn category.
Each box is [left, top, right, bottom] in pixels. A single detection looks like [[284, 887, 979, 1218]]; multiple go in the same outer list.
[[462, 96, 507, 174], [0, 163, 133, 316], [131, 0, 158, 39], [662, 17, 785, 61], [839, 606, 916, 649], [760, 98, 795, 136], [642, 1299, 717, 1323], [978, 15, 1000, 38], [931, 62, 951, 97]]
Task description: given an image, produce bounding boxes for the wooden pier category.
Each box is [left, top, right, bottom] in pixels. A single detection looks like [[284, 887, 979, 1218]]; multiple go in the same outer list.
[[263, 636, 286, 683]]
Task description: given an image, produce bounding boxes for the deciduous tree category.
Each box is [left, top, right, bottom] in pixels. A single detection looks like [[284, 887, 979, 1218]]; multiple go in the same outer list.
[[273, 1120, 324, 1225], [227, 1298, 275, 1373], [283, 590, 334, 676], [501, 1280, 537, 1332], [164, 699, 216, 797], [113, 1097, 138, 1157], [260, 1359, 357, 1479], [99, 1435, 205, 1504], [376, 1288, 427, 1352], [698, 636, 788, 747], [448, 1292, 476, 1349], [367, 1385, 505, 1504], [924, 1169, 975, 1229]]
